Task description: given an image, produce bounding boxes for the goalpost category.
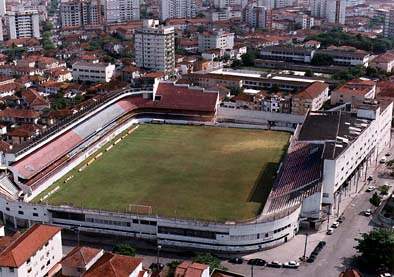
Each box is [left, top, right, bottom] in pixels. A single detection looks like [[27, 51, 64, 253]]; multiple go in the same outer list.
[[128, 204, 153, 215]]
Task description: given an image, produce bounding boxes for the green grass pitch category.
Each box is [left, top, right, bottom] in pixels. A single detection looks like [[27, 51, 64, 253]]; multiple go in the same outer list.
[[35, 124, 289, 222]]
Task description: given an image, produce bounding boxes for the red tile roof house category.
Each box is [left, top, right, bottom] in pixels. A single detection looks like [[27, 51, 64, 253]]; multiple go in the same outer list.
[[0, 108, 40, 124], [331, 78, 376, 105], [0, 224, 62, 277], [7, 123, 46, 145], [83, 252, 148, 277], [61, 246, 104, 276], [175, 262, 210, 277], [21, 89, 50, 111]]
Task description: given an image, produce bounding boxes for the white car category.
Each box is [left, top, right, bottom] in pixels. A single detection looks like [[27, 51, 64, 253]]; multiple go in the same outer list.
[[379, 274, 392, 277], [326, 228, 334, 235], [366, 186, 376, 192], [380, 157, 387, 164], [331, 221, 340, 228], [283, 261, 299, 268], [364, 209, 372, 216]]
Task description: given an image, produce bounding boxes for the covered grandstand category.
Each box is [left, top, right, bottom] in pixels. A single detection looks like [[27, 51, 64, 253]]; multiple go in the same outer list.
[[1, 82, 219, 198]]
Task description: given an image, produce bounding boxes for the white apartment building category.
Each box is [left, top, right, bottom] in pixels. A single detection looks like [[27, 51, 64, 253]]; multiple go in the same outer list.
[[0, 224, 62, 277], [213, 0, 243, 8], [383, 10, 394, 38], [105, 0, 140, 24], [6, 9, 40, 40], [243, 3, 272, 31], [0, 0, 5, 16], [311, 0, 346, 24], [198, 30, 234, 52], [135, 20, 175, 73], [298, 102, 393, 206], [60, 0, 102, 28], [159, 0, 196, 21], [72, 62, 115, 83], [205, 7, 241, 22]]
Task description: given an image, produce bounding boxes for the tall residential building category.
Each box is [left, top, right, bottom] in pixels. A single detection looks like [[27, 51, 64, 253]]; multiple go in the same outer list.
[[135, 20, 175, 73], [60, 0, 102, 29], [159, 0, 196, 21], [243, 3, 272, 31], [7, 9, 40, 40], [311, 0, 346, 24], [383, 10, 394, 38], [104, 0, 140, 24], [198, 30, 234, 52], [213, 0, 242, 8], [0, 0, 5, 16]]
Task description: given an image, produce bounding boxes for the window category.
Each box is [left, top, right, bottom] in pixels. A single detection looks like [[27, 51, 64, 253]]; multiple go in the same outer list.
[[9, 268, 14, 272], [33, 213, 38, 217], [18, 211, 24, 215]]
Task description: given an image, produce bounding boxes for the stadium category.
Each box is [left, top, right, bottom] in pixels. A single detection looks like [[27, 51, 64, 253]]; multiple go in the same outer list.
[[0, 80, 390, 253]]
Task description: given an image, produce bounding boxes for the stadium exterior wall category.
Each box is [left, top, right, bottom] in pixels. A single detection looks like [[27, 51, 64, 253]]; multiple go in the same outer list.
[[0, 195, 301, 253]]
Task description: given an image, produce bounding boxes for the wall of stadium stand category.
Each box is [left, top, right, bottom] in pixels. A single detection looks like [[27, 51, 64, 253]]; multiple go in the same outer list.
[[0, 90, 307, 253]]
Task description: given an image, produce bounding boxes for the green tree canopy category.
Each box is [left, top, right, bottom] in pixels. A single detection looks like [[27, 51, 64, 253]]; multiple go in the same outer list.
[[192, 254, 222, 270], [112, 243, 136, 257], [369, 192, 381, 208], [311, 53, 334, 66], [355, 228, 394, 272]]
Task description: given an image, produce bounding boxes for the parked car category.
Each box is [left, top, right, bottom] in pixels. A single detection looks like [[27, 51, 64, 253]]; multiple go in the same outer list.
[[267, 261, 282, 268], [385, 153, 391, 157], [331, 221, 340, 228], [247, 259, 266, 266], [283, 261, 299, 268], [364, 209, 372, 216], [367, 176, 373, 181], [366, 186, 376, 192], [326, 228, 334, 235], [317, 241, 326, 248], [337, 216, 345, 223], [380, 157, 387, 164], [307, 256, 315, 263], [229, 257, 243, 264], [379, 273, 392, 277]]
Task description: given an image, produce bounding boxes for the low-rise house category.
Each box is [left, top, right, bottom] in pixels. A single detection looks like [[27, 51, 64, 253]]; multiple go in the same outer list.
[[0, 224, 62, 277], [121, 66, 142, 83], [175, 262, 210, 277], [0, 83, 23, 97], [61, 246, 104, 277], [331, 78, 376, 105], [370, 51, 394, 73], [260, 46, 315, 63], [83, 253, 148, 277], [39, 80, 68, 94], [47, 67, 73, 82], [7, 123, 45, 144], [254, 91, 292, 113], [0, 108, 40, 124], [21, 89, 50, 111], [72, 62, 115, 83], [291, 81, 329, 115], [183, 73, 243, 89], [317, 46, 370, 66]]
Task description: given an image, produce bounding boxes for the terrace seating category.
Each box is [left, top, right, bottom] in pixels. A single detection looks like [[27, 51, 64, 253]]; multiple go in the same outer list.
[[0, 175, 20, 198], [265, 142, 323, 214]]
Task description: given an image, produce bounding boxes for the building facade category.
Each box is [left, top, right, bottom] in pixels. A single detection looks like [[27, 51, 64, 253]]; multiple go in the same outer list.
[[7, 10, 40, 40], [60, 0, 102, 29], [72, 62, 115, 83], [135, 20, 175, 73], [198, 30, 234, 52], [243, 3, 272, 31], [384, 10, 394, 38], [159, 0, 197, 21], [105, 0, 140, 24], [311, 0, 346, 24]]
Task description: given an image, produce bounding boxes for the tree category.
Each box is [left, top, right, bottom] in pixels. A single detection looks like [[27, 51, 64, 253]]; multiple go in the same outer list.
[[369, 192, 381, 209], [229, 86, 243, 96], [166, 260, 182, 277], [304, 69, 314, 77], [231, 59, 242, 68], [112, 243, 136, 257], [192, 254, 222, 270], [241, 51, 256, 66], [355, 228, 394, 273], [311, 53, 334, 66]]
